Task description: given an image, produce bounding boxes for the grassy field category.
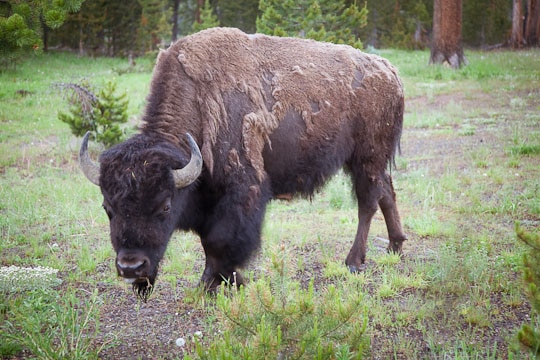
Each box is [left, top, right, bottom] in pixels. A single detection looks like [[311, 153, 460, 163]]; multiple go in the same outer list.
[[1, 48, 539, 359]]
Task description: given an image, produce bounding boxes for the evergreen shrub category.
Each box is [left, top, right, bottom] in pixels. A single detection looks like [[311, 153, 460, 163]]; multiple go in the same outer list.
[[57, 80, 129, 148]]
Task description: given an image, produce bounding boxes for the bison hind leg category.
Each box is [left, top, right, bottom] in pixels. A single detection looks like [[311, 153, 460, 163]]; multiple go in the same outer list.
[[346, 164, 407, 271], [378, 172, 407, 255]]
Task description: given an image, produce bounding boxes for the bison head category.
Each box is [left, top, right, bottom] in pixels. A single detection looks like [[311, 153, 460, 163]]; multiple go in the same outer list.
[[79, 132, 202, 301]]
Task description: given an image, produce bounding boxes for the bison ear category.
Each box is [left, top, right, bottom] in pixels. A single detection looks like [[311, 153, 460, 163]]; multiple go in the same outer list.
[[172, 133, 203, 189], [79, 132, 100, 186]]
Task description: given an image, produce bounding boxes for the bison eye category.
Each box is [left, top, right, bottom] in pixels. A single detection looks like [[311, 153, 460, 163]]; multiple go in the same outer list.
[[154, 198, 172, 220], [163, 203, 171, 213], [162, 199, 171, 214]]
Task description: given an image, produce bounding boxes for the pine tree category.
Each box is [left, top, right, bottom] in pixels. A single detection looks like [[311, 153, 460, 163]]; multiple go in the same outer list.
[[0, 0, 84, 69], [256, 0, 367, 48], [58, 80, 129, 148], [463, 0, 512, 48], [256, 0, 289, 36], [138, 0, 172, 52], [516, 223, 540, 356], [192, 0, 219, 33], [215, 0, 259, 33], [94, 81, 129, 147], [0, 12, 41, 70]]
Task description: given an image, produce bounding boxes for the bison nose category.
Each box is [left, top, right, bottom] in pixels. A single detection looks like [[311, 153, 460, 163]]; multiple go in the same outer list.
[[116, 249, 151, 279]]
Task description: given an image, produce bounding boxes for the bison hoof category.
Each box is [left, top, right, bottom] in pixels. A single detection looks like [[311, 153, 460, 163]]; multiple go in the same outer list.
[[347, 264, 367, 273], [200, 271, 244, 293], [387, 244, 403, 256]]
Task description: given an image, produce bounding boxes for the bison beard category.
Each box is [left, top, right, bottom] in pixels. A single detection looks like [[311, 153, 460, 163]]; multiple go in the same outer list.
[[79, 27, 407, 301], [132, 277, 154, 302]]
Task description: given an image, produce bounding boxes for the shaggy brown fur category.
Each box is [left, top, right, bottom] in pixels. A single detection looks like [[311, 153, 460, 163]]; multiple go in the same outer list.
[[85, 28, 407, 299], [147, 27, 403, 182]]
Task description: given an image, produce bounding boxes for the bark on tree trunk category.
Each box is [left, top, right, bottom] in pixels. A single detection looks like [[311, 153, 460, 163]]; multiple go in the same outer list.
[[40, 15, 49, 52], [429, 0, 467, 69], [195, 0, 204, 24], [79, 26, 84, 57], [525, 0, 540, 46], [171, 0, 180, 43], [511, 0, 524, 48]]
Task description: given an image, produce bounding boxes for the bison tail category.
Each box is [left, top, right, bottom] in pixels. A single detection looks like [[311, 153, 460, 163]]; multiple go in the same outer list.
[[389, 98, 405, 173]]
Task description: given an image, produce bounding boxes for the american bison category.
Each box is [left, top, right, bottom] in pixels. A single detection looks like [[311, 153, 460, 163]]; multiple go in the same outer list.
[[79, 27, 407, 301]]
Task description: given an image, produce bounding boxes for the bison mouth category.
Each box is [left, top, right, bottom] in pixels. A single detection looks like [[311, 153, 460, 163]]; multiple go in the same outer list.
[[115, 249, 159, 302], [124, 278, 155, 302], [124, 277, 155, 302]]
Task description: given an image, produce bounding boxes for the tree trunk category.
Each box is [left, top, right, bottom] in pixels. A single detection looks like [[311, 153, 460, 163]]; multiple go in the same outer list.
[[79, 26, 84, 57], [195, 0, 204, 24], [40, 14, 49, 52], [429, 0, 467, 69], [511, 0, 524, 48], [525, 0, 540, 46], [171, 0, 180, 43]]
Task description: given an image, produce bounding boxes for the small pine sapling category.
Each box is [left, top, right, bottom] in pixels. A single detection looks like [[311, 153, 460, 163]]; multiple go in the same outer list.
[[57, 80, 129, 148], [516, 222, 540, 356]]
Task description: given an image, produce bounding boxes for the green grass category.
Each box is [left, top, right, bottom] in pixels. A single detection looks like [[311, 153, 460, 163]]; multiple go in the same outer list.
[[1, 49, 540, 359]]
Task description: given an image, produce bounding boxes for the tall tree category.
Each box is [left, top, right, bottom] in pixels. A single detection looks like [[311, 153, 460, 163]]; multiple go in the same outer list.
[[171, 0, 181, 42], [525, 0, 540, 46], [95, 1, 143, 56], [511, 0, 525, 48], [0, 0, 84, 69], [137, 0, 172, 52], [429, 0, 466, 69], [463, 0, 511, 48], [195, 0, 204, 23], [215, 0, 259, 33], [257, 0, 367, 48], [355, 0, 432, 49], [191, 0, 219, 33]]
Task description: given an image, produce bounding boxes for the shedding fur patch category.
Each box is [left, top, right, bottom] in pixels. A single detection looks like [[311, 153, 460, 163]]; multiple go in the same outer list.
[[154, 27, 403, 180]]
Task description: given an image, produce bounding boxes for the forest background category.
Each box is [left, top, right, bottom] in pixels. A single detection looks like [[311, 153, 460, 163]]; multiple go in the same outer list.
[[1, 0, 537, 67]]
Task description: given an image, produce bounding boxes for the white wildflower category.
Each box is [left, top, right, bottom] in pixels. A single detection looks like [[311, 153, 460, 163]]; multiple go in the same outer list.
[[175, 337, 186, 347], [0, 265, 62, 293]]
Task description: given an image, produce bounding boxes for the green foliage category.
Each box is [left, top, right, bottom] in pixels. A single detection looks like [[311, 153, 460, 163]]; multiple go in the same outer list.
[[66, 0, 171, 56], [137, 0, 172, 53], [463, 0, 511, 47], [2, 289, 108, 359], [516, 224, 540, 356], [195, 248, 369, 359], [52, 0, 106, 55], [0, 13, 42, 70], [215, 0, 259, 33], [256, 0, 367, 48], [0, 0, 84, 70], [191, 0, 219, 33], [355, 0, 432, 49], [58, 80, 129, 148]]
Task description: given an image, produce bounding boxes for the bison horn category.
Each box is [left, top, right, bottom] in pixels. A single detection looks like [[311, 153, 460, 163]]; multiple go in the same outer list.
[[79, 131, 100, 186], [173, 133, 203, 188]]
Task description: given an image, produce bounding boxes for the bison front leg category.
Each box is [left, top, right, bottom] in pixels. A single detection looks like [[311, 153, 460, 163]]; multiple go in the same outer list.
[[200, 255, 245, 291], [199, 185, 270, 291]]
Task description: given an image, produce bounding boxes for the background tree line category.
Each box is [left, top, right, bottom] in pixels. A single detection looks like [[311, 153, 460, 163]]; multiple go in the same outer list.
[[1, 0, 539, 66]]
